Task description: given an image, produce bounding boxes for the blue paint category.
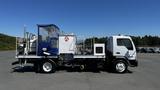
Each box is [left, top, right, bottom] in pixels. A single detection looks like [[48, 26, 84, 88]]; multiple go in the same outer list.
[[38, 41, 59, 56]]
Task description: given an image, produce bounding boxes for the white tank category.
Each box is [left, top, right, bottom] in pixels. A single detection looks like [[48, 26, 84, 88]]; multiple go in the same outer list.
[[58, 35, 76, 54]]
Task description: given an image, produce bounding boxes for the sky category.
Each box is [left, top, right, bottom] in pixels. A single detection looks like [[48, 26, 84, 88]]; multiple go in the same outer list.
[[0, 0, 160, 37]]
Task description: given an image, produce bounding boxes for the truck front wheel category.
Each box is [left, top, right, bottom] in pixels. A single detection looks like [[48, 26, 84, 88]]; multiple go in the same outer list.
[[113, 60, 128, 73], [41, 60, 56, 73]]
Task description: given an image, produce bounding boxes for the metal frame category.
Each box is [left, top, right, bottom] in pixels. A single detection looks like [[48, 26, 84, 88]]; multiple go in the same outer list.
[[16, 55, 58, 59], [15, 37, 17, 56], [16, 54, 105, 59]]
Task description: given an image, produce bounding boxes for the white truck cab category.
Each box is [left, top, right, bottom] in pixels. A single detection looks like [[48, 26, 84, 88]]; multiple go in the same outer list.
[[107, 35, 138, 69]]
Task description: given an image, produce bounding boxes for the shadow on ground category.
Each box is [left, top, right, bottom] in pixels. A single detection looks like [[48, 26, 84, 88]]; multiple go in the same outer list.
[[11, 65, 133, 74], [12, 66, 35, 73]]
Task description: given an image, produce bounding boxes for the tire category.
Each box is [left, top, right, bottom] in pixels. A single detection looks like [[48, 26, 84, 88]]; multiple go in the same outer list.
[[113, 60, 128, 73], [41, 60, 56, 73]]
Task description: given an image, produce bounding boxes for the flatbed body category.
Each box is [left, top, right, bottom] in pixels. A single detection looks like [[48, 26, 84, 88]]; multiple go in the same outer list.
[[16, 55, 106, 59]]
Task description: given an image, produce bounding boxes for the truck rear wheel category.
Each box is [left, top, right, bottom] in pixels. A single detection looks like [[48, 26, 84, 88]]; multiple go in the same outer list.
[[41, 60, 56, 73], [113, 60, 128, 73], [80, 65, 85, 71]]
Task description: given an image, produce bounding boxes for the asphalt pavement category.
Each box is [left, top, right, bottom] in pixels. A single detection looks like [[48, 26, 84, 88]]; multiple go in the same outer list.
[[0, 51, 160, 90]]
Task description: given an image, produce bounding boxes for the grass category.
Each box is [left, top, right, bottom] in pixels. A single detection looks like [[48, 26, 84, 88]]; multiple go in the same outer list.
[[0, 33, 16, 51]]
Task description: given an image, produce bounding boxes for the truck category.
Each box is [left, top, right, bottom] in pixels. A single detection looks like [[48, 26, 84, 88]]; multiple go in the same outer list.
[[13, 24, 138, 73]]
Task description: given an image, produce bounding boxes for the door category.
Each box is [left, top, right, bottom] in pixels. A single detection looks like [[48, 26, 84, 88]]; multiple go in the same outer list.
[[117, 38, 136, 60]]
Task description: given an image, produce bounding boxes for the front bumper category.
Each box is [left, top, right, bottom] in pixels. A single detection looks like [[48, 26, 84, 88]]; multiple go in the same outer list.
[[129, 60, 138, 67]]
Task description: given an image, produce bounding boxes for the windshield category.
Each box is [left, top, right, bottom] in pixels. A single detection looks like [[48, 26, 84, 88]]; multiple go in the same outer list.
[[38, 25, 59, 42]]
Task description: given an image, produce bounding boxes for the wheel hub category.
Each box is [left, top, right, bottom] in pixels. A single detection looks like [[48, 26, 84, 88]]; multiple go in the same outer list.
[[116, 62, 126, 72], [43, 62, 52, 72]]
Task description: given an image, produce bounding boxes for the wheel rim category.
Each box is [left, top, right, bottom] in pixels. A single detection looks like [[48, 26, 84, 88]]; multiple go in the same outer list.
[[43, 62, 52, 72], [116, 62, 126, 73], [80, 65, 85, 70]]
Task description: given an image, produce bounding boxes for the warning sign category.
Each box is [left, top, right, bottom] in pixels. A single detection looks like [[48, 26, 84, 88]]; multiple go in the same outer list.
[[64, 36, 69, 42]]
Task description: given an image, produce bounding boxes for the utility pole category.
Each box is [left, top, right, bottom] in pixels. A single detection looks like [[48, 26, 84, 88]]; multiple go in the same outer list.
[[24, 24, 26, 40]]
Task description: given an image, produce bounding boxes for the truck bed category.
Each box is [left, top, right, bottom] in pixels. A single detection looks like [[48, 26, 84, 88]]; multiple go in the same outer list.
[[16, 55, 105, 59]]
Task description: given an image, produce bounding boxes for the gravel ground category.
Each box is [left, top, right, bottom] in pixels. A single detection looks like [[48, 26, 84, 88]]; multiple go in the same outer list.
[[0, 51, 160, 90]]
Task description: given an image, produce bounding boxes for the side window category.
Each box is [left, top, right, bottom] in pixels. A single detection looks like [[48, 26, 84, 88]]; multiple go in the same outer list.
[[96, 47, 103, 53], [117, 39, 133, 50]]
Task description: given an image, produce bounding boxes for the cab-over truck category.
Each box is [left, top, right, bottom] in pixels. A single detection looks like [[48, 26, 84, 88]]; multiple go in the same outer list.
[[13, 24, 138, 73]]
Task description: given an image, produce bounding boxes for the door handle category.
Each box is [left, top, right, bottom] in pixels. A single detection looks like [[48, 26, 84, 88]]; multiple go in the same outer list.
[[116, 52, 120, 54]]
